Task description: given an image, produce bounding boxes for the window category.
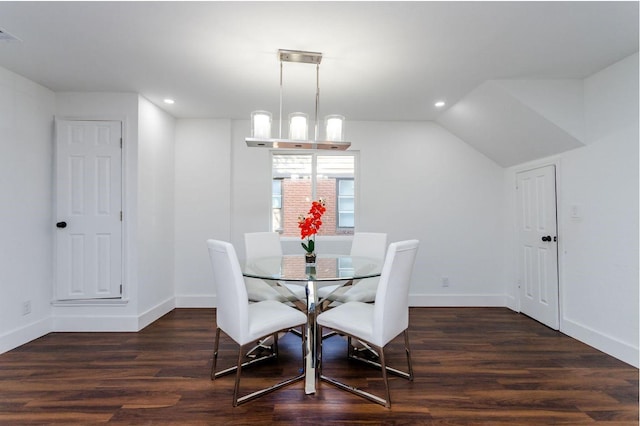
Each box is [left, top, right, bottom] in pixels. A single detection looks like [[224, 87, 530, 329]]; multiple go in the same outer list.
[[337, 178, 354, 229], [338, 257, 355, 278], [272, 152, 356, 236], [272, 179, 283, 232]]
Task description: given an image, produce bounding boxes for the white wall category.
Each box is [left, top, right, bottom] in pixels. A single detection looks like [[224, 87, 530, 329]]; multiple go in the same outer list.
[[174, 118, 507, 307], [0, 66, 55, 353], [505, 53, 639, 367], [346, 121, 507, 305], [174, 119, 232, 307], [562, 53, 638, 366], [137, 96, 176, 325]]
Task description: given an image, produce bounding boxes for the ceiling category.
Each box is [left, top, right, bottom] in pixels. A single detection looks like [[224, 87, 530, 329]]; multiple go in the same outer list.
[[0, 1, 637, 121]]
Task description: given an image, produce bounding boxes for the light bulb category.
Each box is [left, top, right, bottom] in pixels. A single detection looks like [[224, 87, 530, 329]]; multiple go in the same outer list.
[[288, 112, 308, 140], [251, 111, 272, 139], [325, 115, 345, 141]]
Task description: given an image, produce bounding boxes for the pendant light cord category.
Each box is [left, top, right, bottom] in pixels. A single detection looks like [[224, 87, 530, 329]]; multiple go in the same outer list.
[[279, 60, 283, 139], [315, 63, 320, 141]]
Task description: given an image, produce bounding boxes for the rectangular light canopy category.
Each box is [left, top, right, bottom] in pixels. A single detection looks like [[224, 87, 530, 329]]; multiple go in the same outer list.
[[278, 49, 322, 64]]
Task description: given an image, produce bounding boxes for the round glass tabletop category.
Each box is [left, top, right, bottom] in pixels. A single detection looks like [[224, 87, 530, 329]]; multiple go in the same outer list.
[[241, 254, 382, 282]]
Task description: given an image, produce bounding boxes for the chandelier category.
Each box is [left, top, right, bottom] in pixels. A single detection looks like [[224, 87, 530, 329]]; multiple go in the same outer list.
[[245, 49, 350, 150]]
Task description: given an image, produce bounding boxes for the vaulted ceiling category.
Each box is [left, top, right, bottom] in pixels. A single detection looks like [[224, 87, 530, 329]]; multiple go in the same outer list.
[[0, 1, 637, 165]]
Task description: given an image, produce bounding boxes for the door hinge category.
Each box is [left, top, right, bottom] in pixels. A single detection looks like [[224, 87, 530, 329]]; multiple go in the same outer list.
[[120, 138, 123, 148], [120, 211, 123, 221], [120, 284, 123, 295]]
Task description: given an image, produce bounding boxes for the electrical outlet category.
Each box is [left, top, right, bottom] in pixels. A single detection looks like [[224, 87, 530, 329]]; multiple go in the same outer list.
[[22, 301, 31, 316], [442, 277, 450, 287]]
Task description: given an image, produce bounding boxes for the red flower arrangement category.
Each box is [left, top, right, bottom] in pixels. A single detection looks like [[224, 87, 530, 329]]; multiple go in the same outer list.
[[298, 198, 326, 254]]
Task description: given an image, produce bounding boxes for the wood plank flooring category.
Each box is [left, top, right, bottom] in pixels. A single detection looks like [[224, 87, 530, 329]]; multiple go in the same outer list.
[[0, 308, 637, 424]]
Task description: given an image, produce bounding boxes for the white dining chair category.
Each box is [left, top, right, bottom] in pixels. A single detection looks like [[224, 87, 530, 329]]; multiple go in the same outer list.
[[318, 232, 388, 304], [245, 232, 306, 302], [316, 239, 419, 408], [207, 239, 307, 406]]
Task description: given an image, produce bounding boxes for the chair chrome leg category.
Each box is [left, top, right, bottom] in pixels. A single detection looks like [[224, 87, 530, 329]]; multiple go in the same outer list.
[[211, 328, 221, 380], [404, 329, 414, 381], [347, 333, 411, 380], [322, 330, 338, 339], [212, 331, 278, 380], [289, 327, 303, 338], [320, 342, 391, 408], [233, 345, 244, 407], [316, 323, 324, 384], [235, 371, 304, 406], [245, 336, 273, 358], [234, 335, 305, 406], [349, 339, 379, 359], [273, 332, 279, 357], [211, 328, 305, 406], [378, 346, 391, 408], [319, 327, 413, 408], [301, 326, 307, 374]]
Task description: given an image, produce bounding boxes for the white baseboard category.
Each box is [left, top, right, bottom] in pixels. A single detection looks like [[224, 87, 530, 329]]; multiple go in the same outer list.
[[0, 317, 51, 355], [138, 297, 175, 330], [504, 294, 518, 311], [52, 313, 140, 331], [409, 293, 508, 307], [175, 294, 216, 308], [561, 317, 639, 368], [52, 297, 175, 332], [1, 298, 177, 354]]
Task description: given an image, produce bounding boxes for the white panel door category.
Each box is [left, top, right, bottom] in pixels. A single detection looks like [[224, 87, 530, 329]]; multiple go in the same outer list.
[[516, 165, 559, 329], [55, 120, 122, 300]]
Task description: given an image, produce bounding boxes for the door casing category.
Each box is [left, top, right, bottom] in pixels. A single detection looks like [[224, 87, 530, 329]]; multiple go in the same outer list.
[[54, 119, 123, 301]]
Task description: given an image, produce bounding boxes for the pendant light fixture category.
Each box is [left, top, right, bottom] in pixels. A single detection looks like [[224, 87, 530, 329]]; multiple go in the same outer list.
[[246, 49, 350, 150]]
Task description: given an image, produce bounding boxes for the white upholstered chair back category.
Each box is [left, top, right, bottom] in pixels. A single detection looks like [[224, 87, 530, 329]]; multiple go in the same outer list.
[[207, 239, 250, 345], [372, 239, 419, 346]]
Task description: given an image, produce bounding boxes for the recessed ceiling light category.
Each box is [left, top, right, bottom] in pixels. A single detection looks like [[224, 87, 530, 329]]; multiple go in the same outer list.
[[434, 101, 446, 108], [163, 99, 175, 104]]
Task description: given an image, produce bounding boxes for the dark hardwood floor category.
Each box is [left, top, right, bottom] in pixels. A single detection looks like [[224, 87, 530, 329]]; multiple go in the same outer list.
[[0, 308, 637, 425]]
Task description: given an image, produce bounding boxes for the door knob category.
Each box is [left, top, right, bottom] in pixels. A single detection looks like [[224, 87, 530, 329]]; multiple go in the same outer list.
[[541, 235, 551, 242], [56, 221, 67, 229]]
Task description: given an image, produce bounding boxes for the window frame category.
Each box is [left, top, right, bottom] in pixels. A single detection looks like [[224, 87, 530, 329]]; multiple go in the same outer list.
[[336, 177, 355, 230], [270, 150, 359, 237], [272, 178, 284, 233]]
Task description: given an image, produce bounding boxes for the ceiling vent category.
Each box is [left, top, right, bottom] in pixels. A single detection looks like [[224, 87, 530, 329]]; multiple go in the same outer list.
[[0, 28, 21, 42]]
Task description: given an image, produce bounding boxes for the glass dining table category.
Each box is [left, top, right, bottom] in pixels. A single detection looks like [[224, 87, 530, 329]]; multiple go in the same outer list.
[[241, 254, 383, 395]]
